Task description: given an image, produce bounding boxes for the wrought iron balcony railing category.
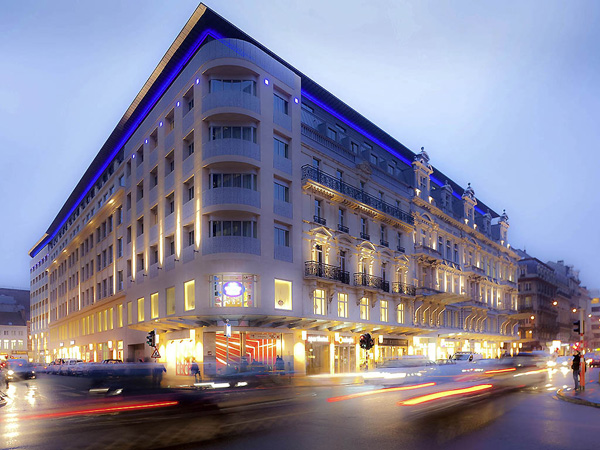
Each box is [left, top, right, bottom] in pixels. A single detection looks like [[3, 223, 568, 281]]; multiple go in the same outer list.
[[360, 232, 370, 241], [397, 246, 405, 253], [313, 215, 326, 225], [392, 282, 417, 296], [338, 224, 349, 233], [380, 239, 389, 247], [304, 261, 350, 284], [302, 165, 414, 226], [354, 273, 389, 292]]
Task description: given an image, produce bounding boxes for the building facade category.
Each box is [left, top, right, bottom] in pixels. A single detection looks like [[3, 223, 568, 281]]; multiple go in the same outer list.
[[29, 4, 520, 375], [0, 292, 29, 359]]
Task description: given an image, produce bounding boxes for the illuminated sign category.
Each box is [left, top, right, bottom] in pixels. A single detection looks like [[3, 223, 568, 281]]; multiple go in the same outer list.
[[307, 335, 329, 343], [223, 281, 244, 297]]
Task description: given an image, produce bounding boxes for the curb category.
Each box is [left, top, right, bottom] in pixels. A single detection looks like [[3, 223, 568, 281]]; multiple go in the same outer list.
[[556, 388, 600, 409]]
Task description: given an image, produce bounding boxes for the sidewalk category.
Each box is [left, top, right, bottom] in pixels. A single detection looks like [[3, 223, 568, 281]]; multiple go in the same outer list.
[[557, 381, 600, 408]]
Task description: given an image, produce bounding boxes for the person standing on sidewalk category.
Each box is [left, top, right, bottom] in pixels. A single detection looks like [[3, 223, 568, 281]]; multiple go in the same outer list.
[[572, 351, 581, 391]]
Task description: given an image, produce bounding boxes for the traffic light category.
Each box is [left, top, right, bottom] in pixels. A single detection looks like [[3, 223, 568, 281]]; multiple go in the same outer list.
[[359, 333, 374, 350], [146, 330, 156, 347], [573, 320, 581, 334]]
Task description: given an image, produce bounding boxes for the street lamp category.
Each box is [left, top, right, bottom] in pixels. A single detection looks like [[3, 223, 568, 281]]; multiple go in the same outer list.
[[572, 308, 577, 313], [530, 315, 535, 320], [552, 301, 558, 306]]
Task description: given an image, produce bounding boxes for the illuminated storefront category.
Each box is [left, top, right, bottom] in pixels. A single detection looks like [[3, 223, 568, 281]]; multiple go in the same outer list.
[[333, 334, 356, 373], [211, 274, 256, 307], [305, 334, 330, 375]]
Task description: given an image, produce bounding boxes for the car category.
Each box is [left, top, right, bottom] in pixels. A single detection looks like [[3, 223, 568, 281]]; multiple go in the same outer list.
[[585, 352, 600, 368], [451, 352, 483, 363], [59, 359, 83, 375], [6, 359, 36, 380]]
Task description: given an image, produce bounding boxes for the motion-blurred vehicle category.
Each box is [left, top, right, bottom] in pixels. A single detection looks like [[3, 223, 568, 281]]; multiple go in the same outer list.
[[6, 359, 36, 380], [451, 352, 483, 363], [585, 352, 600, 367], [60, 359, 83, 375]]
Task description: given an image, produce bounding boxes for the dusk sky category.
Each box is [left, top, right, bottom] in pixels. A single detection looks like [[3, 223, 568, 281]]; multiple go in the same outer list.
[[1, 1, 598, 290]]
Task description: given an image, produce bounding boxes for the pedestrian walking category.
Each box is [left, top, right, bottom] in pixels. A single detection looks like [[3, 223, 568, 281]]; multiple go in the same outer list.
[[191, 361, 200, 383], [572, 351, 581, 390]]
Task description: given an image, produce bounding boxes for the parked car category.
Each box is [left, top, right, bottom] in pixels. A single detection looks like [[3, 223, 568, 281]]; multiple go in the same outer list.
[[59, 359, 83, 375]]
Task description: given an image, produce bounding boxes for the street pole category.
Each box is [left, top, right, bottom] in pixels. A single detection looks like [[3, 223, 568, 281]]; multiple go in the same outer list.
[[580, 309, 585, 390]]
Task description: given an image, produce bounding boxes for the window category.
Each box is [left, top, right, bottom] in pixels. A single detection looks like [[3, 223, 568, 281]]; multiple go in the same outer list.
[[361, 217, 368, 234], [211, 274, 255, 307], [338, 208, 345, 228], [314, 199, 322, 218], [165, 150, 175, 175], [326, 127, 337, 141], [274, 226, 290, 247], [127, 302, 132, 325], [397, 303, 405, 323], [166, 286, 175, 315], [166, 235, 175, 256], [118, 271, 123, 291], [312, 157, 320, 168], [151, 292, 159, 319], [274, 182, 290, 202], [274, 279, 292, 310], [210, 79, 256, 95], [185, 137, 195, 158], [210, 172, 257, 190], [313, 289, 326, 315], [184, 280, 195, 311], [274, 93, 288, 115], [336, 170, 343, 181], [351, 142, 359, 154], [185, 177, 194, 202], [360, 297, 370, 320], [338, 293, 348, 318], [186, 227, 195, 247], [137, 297, 144, 322], [117, 238, 123, 258], [370, 154, 378, 165], [454, 244, 459, 263], [274, 137, 289, 159], [165, 193, 175, 216], [380, 300, 388, 322], [117, 304, 123, 328], [209, 126, 257, 143], [210, 220, 257, 238]]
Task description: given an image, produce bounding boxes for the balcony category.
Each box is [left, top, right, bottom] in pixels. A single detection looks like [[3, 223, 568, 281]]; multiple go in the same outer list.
[[202, 187, 261, 209], [360, 232, 370, 241], [337, 224, 349, 233], [301, 165, 414, 226], [397, 246, 405, 253], [392, 282, 416, 296], [464, 264, 486, 277], [202, 236, 260, 256], [202, 91, 260, 115], [304, 261, 350, 284], [313, 215, 326, 226], [380, 239, 389, 248], [414, 244, 442, 259], [202, 139, 260, 162], [354, 273, 389, 292]]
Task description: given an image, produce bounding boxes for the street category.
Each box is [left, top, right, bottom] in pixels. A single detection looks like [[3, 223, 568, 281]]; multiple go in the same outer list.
[[1, 368, 599, 449]]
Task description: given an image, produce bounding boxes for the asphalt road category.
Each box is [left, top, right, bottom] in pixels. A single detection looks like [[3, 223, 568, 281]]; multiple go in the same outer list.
[[1, 368, 599, 450]]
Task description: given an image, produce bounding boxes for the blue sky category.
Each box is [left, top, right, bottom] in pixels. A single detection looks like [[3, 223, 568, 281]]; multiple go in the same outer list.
[[1, 0, 598, 289]]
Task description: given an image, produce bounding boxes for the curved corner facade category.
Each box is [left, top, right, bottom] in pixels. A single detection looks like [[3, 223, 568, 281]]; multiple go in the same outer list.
[[29, 8, 521, 377]]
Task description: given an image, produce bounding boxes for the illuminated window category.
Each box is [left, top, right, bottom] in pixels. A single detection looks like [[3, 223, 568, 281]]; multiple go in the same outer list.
[[127, 302, 132, 325], [380, 300, 388, 322], [397, 303, 405, 324], [184, 280, 195, 311], [360, 297, 370, 320], [274, 279, 292, 310], [108, 308, 114, 330], [151, 292, 159, 318], [137, 297, 144, 322], [338, 293, 348, 318], [118, 304, 123, 328], [211, 274, 255, 307], [314, 289, 326, 315], [166, 287, 175, 315]]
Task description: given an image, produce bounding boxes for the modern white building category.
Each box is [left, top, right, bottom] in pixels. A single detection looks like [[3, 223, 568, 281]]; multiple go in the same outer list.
[[29, 4, 520, 376]]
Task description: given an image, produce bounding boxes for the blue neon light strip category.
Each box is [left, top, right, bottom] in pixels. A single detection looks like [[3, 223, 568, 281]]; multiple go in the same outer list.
[[32, 29, 226, 258], [301, 90, 486, 216]]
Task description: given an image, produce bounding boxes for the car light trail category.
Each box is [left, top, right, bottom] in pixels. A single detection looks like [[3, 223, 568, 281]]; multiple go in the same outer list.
[[5, 400, 179, 421], [484, 367, 516, 374], [398, 384, 493, 406], [513, 368, 548, 377], [327, 382, 436, 403]]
